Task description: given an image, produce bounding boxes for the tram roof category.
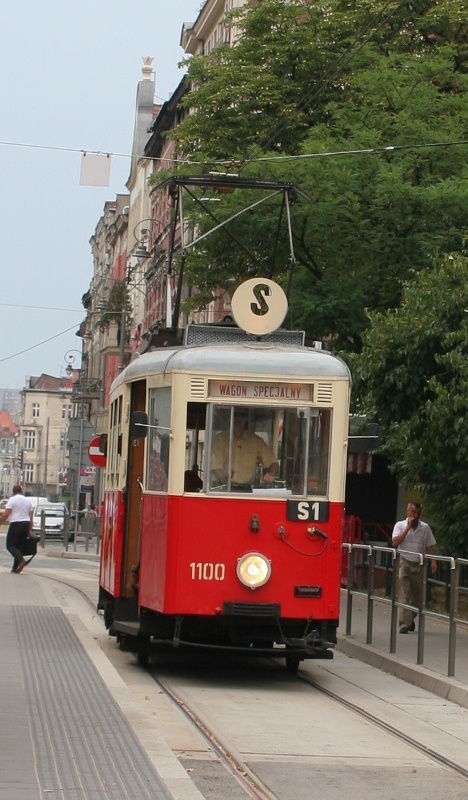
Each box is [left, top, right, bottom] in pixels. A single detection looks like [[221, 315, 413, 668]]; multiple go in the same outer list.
[[112, 343, 350, 392]]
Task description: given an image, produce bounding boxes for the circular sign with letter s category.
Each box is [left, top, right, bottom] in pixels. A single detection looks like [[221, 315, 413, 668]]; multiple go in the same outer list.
[[231, 278, 288, 336]]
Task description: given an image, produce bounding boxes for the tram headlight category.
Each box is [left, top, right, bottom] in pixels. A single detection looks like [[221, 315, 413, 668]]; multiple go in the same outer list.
[[236, 552, 271, 589]]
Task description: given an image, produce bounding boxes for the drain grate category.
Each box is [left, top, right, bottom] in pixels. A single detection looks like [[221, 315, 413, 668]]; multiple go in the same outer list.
[[14, 605, 172, 800]]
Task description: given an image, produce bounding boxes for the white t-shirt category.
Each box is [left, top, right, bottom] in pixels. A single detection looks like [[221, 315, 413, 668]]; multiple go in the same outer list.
[[6, 494, 33, 523], [392, 519, 436, 563]]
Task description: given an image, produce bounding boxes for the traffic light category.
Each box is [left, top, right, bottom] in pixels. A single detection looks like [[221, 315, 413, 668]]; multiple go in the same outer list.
[[18, 450, 24, 469]]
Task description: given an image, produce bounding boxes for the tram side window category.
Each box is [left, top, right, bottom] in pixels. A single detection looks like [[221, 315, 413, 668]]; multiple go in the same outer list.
[[185, 403, 206, 492], [107, 396, 122, 489], [146, 387, 171, 492], [307, 410, 330, 495]]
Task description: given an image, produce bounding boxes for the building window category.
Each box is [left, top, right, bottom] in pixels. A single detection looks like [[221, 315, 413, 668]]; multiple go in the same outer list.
[[32, 403, 40, 419], [24, 464, 34, 483], [62, 404, 72, 419], [24, 430, 36, 450]]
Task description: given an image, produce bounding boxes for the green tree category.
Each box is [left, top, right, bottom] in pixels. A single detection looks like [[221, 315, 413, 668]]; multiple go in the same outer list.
[[98, 281, 133, 340], [350, 253, 468, 555], [166, 0, 467, 349], [176, 0, 466, 161]]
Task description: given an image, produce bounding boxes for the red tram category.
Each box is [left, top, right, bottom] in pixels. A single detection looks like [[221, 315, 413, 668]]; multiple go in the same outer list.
[[98, 286, 351, 671]]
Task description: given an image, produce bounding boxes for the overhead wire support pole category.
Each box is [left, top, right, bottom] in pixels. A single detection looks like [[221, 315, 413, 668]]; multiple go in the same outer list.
[[171, 184, 186, 331], [269, 193, 286, 279], [185, 189, 281, 249], [184, 187, 279, 271], [118, 308, 126, 372], [285, 192, 297, 301], [165, 185, 181, 329]]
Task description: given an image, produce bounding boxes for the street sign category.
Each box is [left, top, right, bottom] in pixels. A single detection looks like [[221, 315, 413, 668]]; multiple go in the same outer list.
[[231, 278, 288, 336], [88, 436, 106, 468], [67, 419, 94, 470]]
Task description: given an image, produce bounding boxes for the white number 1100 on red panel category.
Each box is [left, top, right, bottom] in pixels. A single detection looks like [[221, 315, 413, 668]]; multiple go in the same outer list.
[[189, 562, 226, 581]]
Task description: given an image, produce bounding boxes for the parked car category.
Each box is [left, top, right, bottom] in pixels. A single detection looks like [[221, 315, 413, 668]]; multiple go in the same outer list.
[[27, 496, 49, 515], [32, 503, 69, 538]]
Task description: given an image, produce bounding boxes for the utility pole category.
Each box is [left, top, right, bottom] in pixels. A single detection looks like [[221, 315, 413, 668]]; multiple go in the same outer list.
[[74, 417, 84, 549], [43, 417, 50, 498], [119, 308, 126, 372]]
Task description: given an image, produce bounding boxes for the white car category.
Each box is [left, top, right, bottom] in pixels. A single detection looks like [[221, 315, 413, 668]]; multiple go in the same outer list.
[[32, 503, 68, 537]]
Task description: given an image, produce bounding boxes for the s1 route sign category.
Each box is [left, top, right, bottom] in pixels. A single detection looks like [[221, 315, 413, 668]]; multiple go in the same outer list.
[[88, 436, 106, 468]]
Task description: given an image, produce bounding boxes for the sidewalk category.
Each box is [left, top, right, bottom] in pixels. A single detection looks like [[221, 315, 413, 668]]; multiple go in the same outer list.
[[0, 552, 205, 800], [337, 590, 468, 708], [28, 542, 468, 709], [2, 540, 468, 799]]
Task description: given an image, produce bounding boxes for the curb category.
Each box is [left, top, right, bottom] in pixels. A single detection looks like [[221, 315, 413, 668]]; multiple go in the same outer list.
[[43, 549, 100, 563], [337, 635, 468, 709]]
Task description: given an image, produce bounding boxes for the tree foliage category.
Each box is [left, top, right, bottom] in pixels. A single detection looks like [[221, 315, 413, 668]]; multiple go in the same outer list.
[[165, 0, 467, 349], [98, 281, 133, 332], [350, 253, 468, 554], [154, 0, 468, 547], [176, 0, 466, 161]]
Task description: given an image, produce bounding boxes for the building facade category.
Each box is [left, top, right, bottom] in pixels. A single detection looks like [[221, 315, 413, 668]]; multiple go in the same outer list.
[[0, 410, 20, 498], [20, 374, 73, 500], [76, 3, 251, 508], [0, 389, 22, 424]]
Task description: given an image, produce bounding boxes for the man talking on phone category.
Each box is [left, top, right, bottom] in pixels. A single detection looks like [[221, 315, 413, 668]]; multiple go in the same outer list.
[[392, 501, 437, 634]]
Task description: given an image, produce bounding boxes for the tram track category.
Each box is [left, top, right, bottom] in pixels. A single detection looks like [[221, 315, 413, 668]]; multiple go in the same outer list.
[[297, 671, 468, 783], [27, 565, 281, 800], [146, 655, 468, 800], [32, 565, 468, 799], [149, 668, 279, 800]]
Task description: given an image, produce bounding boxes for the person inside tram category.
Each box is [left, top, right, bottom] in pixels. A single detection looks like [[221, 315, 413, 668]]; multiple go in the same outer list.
[[184, 466, 203, 492], [211, 410, 279, 491], [148, 434, 168, 492]]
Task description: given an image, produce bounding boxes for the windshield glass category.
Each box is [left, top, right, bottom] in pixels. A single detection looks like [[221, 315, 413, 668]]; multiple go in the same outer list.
[[35, 508, 64, 518], [205, 404, 330, 496]]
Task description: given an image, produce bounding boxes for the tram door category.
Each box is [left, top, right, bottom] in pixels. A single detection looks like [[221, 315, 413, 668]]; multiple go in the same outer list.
[[122, 379, 146, 598]]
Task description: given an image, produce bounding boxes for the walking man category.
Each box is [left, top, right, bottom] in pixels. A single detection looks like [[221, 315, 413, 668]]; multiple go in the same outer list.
[[0, 485, 33, 573], [392, 501, 437, 633]]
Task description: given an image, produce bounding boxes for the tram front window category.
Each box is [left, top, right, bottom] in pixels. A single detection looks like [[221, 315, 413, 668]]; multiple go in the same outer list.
[[210, 407, 279, 492], [208, 405, 330, 496]]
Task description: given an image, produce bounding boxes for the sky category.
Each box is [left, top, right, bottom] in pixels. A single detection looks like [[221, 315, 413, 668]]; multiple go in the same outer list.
[[0, 1, 200, 390]]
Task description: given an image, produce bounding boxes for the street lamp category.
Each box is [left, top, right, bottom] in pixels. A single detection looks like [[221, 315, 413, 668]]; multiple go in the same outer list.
[[64, 350, 82, 376], [63, 349, 87, 545]]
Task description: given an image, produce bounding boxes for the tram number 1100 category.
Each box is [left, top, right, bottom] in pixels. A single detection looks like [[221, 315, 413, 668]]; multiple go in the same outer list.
[[190, 562, 226, 581]]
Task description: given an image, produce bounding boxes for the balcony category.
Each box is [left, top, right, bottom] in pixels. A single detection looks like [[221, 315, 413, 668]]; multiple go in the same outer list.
[[71, 379, 102, 404]]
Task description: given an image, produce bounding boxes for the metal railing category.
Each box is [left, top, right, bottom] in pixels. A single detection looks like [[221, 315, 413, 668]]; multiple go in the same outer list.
[[342, 543, 468, 677], [37, 510, 100, 556]]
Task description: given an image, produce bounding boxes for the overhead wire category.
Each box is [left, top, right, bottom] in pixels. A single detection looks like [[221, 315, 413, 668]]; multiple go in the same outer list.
[[0, 324, 81, 365], [0, 303, 84, 312], [1, 133, 466, 176], [251, 139, 468, 163], [0, 138, 202, 168]]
